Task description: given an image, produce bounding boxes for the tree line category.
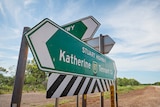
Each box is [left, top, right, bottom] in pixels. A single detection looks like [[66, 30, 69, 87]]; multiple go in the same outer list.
[[0, 59, 47, 93], [117, 77, 140, 86], [0, 59, 159, 94]]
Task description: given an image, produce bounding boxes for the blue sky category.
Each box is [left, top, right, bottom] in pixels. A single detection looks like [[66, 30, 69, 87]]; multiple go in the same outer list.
[[0, 0, 160, 84]]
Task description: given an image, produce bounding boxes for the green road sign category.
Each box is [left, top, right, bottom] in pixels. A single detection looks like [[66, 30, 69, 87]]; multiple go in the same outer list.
[[25, 18, 116, 79], [62, 16, 100, 40]]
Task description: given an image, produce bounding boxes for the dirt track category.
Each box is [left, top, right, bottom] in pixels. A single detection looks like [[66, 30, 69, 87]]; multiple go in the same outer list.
[[0, 86, 160, 107]]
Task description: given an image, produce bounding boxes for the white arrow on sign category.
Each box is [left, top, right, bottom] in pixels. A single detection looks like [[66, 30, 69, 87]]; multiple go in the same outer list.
[[25, 19, 56, 71], [84, 35, 115, 54]]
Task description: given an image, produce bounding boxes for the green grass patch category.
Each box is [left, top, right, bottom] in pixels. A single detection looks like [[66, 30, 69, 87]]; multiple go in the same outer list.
[[0, 85, 13, 94], [104, 92, 110, 99], [37, 103, 54, 107], [23, 84, 46, 93], [0, 84, 46, 94], [117, 85, 146, 94], [37, 99, 73, 107], [59, 99, 73, 105], [104, 85, 146, 99]]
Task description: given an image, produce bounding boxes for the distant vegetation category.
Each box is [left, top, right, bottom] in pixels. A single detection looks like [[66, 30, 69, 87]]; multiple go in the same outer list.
[[0, 67, 8, 72], [153, 82, 160, 85], [0, 59, 47, 94], [117, 77, 140, 86], [24, 60, 47, 92], [0, 59, 159, 94], [0, 73, 14, 94]]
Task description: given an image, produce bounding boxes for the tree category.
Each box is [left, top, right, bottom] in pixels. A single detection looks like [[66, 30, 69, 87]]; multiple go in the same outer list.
[[153, 82, 160, 85], [25, 59, 47, 85], [117, 77, 140, 86], [0, 65, 16, 77], [0, 66, 8, 72], [129, 78, 140, 86], [0, 73, 14, 92]]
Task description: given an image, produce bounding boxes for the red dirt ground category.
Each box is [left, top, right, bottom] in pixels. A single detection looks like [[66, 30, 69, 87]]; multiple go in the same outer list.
[[0, 86, 160, 107]]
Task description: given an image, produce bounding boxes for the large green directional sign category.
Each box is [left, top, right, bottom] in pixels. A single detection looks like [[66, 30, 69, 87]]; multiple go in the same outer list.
[[25, 18, 116, 79], [62, 16, 100, 40]]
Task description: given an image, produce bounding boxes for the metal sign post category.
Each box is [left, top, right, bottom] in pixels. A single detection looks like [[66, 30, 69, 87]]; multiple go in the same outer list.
[[55, 98, 59, 107], [100, 92, 104, 107], [99, 34, 104, 107], [115, 76, 118, 107], [110, 85, 115, 107], [11, 27, 30, 107], [82, 94, 87, 107], [77, 95, 79, 107]]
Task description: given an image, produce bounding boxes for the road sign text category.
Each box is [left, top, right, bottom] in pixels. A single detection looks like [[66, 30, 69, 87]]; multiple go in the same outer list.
[[59, 49, 91, 69]]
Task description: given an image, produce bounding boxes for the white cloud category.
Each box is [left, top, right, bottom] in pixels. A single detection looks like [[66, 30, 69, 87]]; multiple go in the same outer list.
[[0, 45, 20, 52], [3, 0, 20, 19], [103, 1, 160, 38], [0, 2, 5, 17], [0, 0, 160, 80], [104, 0, 160, 72], [51, 0, 88, 24], [24, 0, 37, 6]]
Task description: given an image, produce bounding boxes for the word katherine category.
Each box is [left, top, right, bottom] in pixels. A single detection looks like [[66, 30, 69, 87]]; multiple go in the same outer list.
[[59, 49, 91, 69]]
